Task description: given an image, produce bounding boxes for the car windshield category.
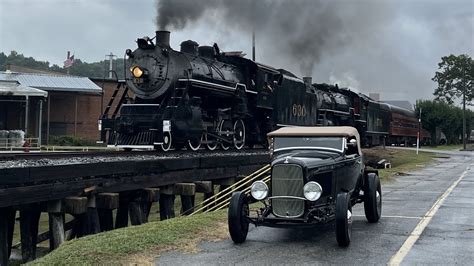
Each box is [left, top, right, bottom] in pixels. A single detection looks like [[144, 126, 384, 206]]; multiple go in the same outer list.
[[273, 136, 344, 153]]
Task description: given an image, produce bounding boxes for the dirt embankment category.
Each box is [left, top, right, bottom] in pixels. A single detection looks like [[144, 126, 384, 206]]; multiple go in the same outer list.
[[363, 147, 397, 167]]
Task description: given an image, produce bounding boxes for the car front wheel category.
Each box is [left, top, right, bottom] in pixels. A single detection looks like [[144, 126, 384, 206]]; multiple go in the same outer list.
[[364, 173, 382, 223], [336, 192, 352, 247], [228, 192, 249, 244]]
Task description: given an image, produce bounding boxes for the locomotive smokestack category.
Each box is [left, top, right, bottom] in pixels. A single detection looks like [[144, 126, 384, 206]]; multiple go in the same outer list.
[[156, 30, 170, 47], [303, 77, 312, 86]]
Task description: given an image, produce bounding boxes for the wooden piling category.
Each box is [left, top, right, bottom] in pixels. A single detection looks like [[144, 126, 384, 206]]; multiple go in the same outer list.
[[20, 205, 41, 263], [115, 192, 130, 228], [0, 208, 15, 266], [159, 186, 176, 220], [0, 210, 7, 266], [86, 195, 100, 235], [96, 193, 119, 232], [142, 188, 160, 222], [194, 181, 213, 194], [46, 200, 64, 251], [63, 197, 87, 239], [176, 183, 196, 215]]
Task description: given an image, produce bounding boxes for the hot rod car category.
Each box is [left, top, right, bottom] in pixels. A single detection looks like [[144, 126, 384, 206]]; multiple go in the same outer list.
[[228, 126, 382, 246]]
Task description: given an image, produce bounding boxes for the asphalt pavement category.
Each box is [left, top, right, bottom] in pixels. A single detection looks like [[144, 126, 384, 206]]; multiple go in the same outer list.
[[157, 151, 474, 265]]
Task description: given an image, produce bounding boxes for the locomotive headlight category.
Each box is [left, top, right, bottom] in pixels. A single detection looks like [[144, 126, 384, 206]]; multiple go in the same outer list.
[[303, 181, 323, 201], [132, 66, 144, 78], [250, 180, 268, 200]]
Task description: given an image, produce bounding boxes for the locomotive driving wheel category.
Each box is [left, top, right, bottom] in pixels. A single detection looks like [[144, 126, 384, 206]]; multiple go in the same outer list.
[[205, 131, 218, 151], [188, 133, 203, 151], [219, 119, 233, 151], [161, 131, 172, 152], [233, 119, 245, 150]]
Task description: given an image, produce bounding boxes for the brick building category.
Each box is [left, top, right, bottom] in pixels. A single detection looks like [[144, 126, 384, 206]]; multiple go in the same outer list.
[[0, 70, 103, 144]]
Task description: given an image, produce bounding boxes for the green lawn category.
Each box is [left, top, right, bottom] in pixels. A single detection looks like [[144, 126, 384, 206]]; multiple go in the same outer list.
[[378, 151, 434, 180]]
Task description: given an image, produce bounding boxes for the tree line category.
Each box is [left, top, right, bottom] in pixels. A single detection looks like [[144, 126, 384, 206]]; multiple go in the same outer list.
[[0, 51, 125, 79]]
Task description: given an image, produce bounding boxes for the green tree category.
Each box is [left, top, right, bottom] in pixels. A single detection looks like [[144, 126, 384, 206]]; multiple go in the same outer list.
[[416, 100, 473, 145], [432, 54, 473, 149]]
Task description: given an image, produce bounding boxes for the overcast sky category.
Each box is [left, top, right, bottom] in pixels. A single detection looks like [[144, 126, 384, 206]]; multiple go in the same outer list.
[[0, 0, 472, 104]]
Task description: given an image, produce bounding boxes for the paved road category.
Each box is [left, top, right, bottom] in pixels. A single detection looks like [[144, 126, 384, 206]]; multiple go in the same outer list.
[[158, 151, 474, 265]]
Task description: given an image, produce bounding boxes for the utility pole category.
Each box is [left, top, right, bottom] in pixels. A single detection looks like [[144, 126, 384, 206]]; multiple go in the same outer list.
[[252, 29, 256, 62], [462, 87, 466, 150], [105, 52, 117, 79], [416, 108, 422, 155]]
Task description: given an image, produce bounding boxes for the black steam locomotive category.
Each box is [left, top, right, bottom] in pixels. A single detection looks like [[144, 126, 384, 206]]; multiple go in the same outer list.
[[99, 31, 427, 150]]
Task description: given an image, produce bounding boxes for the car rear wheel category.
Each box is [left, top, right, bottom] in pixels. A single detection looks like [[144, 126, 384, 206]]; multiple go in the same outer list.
[[364, 173, 382, 223], [228, 192, 249, 244], [336, 192, 352, 247]]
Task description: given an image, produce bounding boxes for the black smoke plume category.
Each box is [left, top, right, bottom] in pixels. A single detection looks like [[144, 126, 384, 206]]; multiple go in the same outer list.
[[155, 0, 390, 78]]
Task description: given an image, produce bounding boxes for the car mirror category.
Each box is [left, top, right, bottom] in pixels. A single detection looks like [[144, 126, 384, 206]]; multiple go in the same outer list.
[[346, 139, 357, 149]]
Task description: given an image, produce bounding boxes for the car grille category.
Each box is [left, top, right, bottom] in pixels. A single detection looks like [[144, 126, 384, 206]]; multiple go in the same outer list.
[[271, 164, 304, 217]]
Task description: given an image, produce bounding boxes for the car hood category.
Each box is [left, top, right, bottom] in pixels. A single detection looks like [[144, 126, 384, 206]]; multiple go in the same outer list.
[[271, 151, 341, 169]]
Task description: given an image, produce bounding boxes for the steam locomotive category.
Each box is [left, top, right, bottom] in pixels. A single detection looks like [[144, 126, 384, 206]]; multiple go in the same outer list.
[[99, 31, 429, 150]]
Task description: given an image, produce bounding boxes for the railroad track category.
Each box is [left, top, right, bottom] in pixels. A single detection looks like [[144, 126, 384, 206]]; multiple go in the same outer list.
[[0, 148, 268, 161]]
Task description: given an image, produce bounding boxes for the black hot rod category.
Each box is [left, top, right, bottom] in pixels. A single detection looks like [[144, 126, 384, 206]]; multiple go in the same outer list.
[[228, 126, 382, 246]]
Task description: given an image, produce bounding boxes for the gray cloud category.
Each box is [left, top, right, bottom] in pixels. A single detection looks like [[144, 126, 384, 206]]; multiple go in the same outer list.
[[154, 0, 473, 102], [0, 0, 472, 103]]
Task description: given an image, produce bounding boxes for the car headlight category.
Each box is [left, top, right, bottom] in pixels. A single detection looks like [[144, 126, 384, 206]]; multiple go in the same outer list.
[[250, 180, 268, 200], [303, 181, 322, 201], [132, 66, 143, 78]]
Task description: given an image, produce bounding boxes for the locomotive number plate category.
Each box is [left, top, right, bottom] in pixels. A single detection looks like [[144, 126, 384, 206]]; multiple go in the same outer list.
[[134, 78, 144, 84]]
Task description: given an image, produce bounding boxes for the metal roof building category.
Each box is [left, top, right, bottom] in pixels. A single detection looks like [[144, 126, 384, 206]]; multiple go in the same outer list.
[[0, 71, 101, 94], [0, 80, 48, 97]]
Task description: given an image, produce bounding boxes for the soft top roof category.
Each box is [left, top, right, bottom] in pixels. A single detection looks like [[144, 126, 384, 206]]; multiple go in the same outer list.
[[268, 126, 361, 155], [268, 126, 359, 138]]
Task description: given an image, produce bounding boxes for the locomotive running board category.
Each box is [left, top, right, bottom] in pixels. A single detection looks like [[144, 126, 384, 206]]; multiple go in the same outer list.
[[178, 79, 257, 94], [108, 145, 154, 149]]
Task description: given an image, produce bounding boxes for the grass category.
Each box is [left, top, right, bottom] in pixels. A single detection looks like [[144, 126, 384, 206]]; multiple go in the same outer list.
[[363, 147, 436, 180], [427, 144, 463, 151], [28, 210, 228, 265]]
